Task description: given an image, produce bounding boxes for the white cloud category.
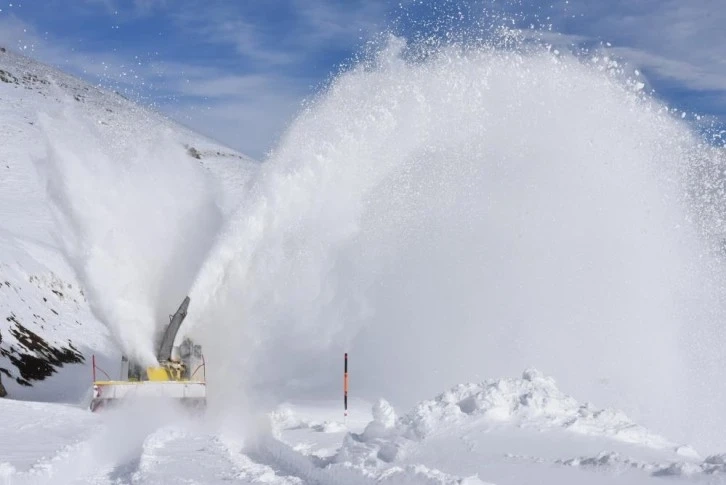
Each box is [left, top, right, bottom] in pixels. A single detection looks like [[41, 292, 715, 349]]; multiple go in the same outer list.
[[293, 0, 385, 44], [172, 74, 284, 99], [171, 9, 296, 66], [166, 1, 385, 68], [164, 91, 304, 159], [133, 0, 167, 15], [80, 0, 117, 14], [543, 0, 726, 110], [0, 14, 309, 159]]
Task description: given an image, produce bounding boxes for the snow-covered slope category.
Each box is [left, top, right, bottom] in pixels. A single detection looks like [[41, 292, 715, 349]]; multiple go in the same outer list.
[[0, 46, 258, 400]]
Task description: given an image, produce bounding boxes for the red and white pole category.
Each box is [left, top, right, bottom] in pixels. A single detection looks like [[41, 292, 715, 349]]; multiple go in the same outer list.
[[344, 353, 349, 419]]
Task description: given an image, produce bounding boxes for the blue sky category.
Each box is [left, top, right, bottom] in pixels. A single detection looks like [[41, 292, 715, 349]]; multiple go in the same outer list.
[[0, 0, 724, 158]]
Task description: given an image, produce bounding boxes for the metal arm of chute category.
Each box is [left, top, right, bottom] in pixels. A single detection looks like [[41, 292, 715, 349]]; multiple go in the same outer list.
[[156, 296, 190, 362]]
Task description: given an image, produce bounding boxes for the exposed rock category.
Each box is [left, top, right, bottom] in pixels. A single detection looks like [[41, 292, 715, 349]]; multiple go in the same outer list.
[[0, 315, 84, 385], [0, 331, 6, 397], [0, 69, 18, 84], [186, 146, 202, 159]]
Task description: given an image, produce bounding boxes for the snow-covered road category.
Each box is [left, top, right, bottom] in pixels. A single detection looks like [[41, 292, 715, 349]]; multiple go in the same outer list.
[[0, 398, 371, 485], [3, 371, 725, 485]]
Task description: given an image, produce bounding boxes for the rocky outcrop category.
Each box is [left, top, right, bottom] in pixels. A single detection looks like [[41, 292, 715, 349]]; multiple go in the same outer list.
[[1, 316, 84, 387], [0, 269, 89, 393], [0, 330, 6, 397]]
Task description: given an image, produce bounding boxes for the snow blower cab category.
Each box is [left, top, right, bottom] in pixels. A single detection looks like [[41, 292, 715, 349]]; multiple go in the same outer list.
[[90, 296, 206, 411]]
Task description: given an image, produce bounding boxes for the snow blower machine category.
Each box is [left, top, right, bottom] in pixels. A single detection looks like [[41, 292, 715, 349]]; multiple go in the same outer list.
[[90, 296, 206, 411]]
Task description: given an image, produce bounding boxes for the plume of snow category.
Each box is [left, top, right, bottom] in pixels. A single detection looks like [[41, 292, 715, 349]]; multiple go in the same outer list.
[[188, 34, 726, 450], [37, 101, 223, 365]]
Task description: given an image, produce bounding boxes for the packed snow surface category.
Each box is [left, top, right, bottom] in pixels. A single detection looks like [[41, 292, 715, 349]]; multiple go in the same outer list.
[[1, 369, 724, 484]]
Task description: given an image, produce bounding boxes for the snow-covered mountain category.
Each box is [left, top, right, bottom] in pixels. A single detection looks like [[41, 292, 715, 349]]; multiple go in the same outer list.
[[0, 46, 257, 401]]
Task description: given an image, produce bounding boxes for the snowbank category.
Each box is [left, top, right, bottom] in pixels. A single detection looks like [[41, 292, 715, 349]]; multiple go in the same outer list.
[[399, 369, 674, 446], [336, 369, 679, 469]]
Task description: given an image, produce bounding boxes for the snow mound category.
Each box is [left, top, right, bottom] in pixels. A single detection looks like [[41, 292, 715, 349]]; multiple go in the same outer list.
[[270, 405, 347, 434], [362, 398, 397, 440], [556, 450, 726, 478], [399, 369, 672, 447], [652, 454, 726, 477], [244, 434, 490, 485], [337, 369, 679, 469], [557, 451, 653, 472], [376, 465, 490, 485]]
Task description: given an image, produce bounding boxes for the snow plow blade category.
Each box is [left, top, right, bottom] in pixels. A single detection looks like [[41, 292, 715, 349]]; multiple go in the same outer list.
[[90, 381, 206, 411]]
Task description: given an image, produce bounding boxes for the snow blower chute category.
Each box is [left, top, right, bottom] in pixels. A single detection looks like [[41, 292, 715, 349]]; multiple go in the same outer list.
[[90, 296, 206, 411]]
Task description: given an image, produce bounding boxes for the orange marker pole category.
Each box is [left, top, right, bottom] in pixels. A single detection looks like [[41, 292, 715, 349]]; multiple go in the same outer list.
[[344, 353, 349, 418]]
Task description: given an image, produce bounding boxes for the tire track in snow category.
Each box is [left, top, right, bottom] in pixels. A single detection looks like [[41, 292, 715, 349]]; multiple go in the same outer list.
[[224, 434, 487, 485], [6, 424, 248, 485], [129, 429, 245, 485], [1, 403, 227, 485], [220, 435, 302, 485]]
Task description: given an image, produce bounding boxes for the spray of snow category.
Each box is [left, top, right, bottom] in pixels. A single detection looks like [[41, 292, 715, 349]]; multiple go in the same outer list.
[[187, 34, 726, 450], [37, 101, 223, 365]]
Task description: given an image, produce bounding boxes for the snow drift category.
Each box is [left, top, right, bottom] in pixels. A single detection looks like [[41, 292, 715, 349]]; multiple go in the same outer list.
[[336, 369, 677, 463], [265, 369, 711, 483], [331, 369, 679, 469]]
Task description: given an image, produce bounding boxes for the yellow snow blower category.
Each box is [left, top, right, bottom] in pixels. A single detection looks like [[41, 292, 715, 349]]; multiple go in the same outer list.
[[90, 296, 206, 411]]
